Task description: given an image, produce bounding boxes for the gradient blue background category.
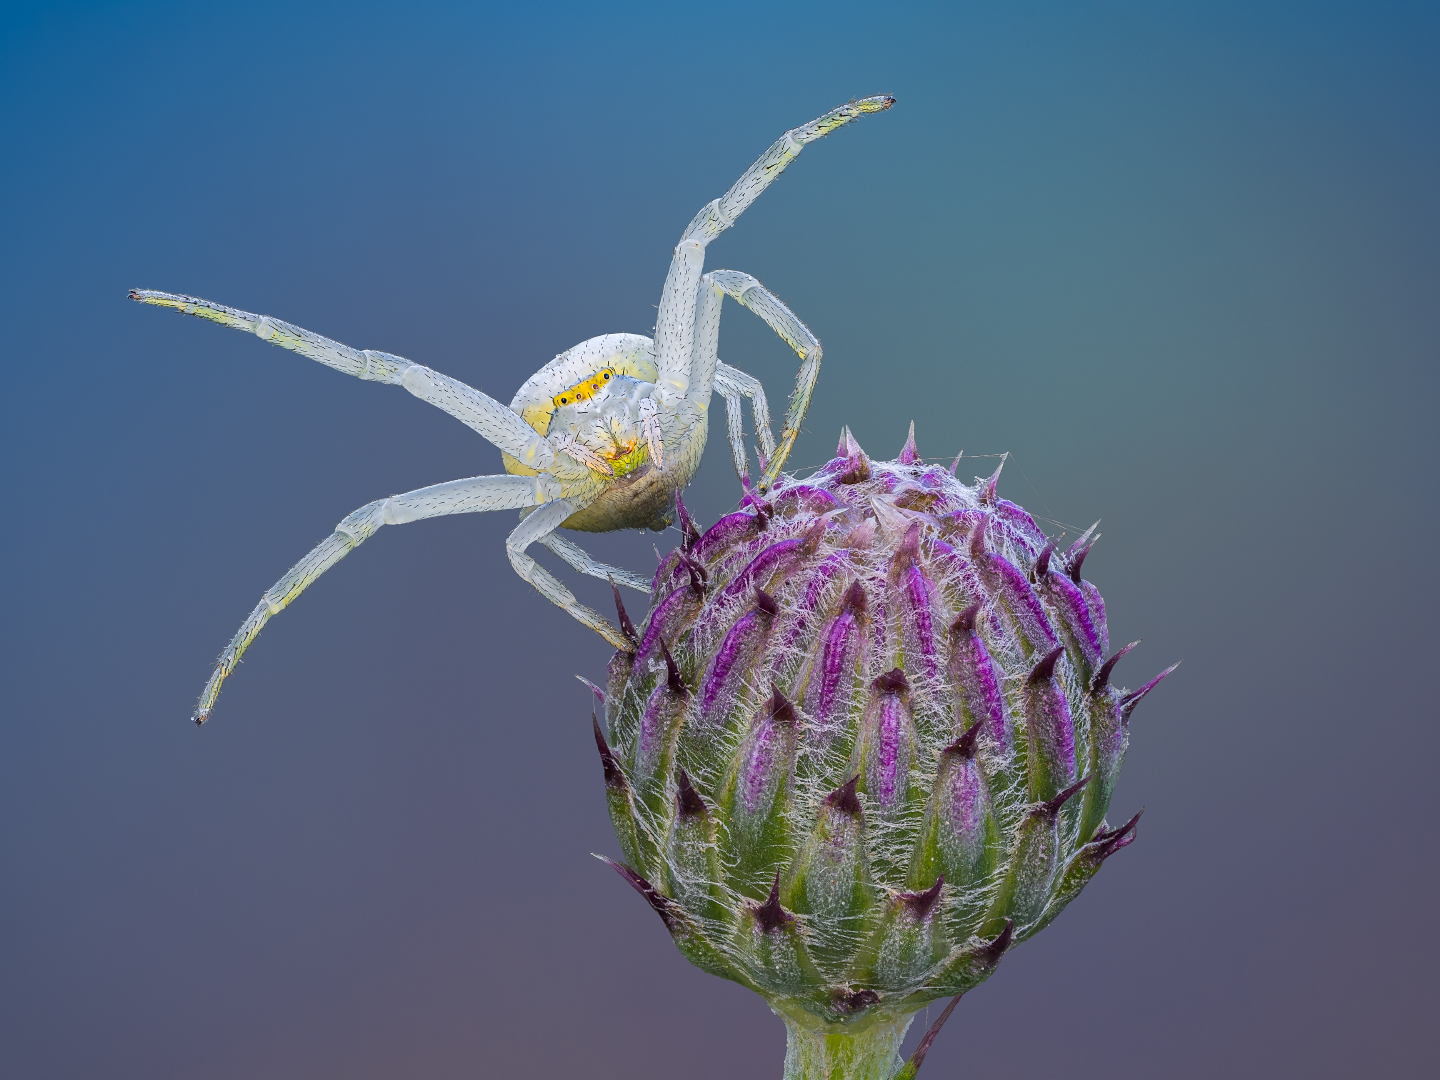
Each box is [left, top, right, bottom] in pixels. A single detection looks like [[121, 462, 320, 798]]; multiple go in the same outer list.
[[2, 2, 1436, 1076]]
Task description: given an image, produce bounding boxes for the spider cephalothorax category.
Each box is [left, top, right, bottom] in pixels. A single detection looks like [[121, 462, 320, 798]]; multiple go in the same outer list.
[[131, 96, 895, 724]]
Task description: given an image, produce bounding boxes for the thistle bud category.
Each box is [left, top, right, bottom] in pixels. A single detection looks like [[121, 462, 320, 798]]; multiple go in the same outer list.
[[588, 437, 1174, 1075]]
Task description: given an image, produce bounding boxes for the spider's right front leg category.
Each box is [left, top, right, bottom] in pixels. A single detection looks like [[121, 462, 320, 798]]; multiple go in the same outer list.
[[707, 271, 822, 489], [684, 269, 815, 487], [650, 96, 894, 410], [539, 533, 652, 594], [192, 472, 556, 725], [506, 499, 635, 652], [712, 362, 778, 485]]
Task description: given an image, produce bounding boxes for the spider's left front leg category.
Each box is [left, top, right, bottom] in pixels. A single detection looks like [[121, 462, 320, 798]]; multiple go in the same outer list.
[[686, 270, 821, 489], [507, 499, 635, 650], [540, 533, 651, 594], [711, 271, 822, 490]]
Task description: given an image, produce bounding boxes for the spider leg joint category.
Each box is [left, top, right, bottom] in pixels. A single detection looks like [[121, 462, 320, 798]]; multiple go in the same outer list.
[[533, 475, 560, 503], [707, 197, 734, 229], [358, 350, 390, 382], [517, 434, 551, 468]]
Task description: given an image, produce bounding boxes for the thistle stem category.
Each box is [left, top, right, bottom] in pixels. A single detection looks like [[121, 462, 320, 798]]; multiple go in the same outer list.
[[778, 1009, 915, 1080]]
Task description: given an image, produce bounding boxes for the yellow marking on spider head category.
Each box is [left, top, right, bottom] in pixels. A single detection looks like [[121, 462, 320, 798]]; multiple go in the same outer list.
[[552, 367, 616, 409], [519, 351, 657, 436]]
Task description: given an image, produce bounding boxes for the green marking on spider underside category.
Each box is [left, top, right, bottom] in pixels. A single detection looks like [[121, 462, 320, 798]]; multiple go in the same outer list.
[[608, 441, 650, 477]]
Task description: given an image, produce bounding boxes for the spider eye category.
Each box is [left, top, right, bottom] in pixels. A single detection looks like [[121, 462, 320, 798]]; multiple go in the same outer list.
[[602, 371, 611, 380]]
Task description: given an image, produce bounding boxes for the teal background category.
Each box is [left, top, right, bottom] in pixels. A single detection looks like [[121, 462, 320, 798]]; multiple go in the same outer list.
[[1, 2, 1435, 1076]]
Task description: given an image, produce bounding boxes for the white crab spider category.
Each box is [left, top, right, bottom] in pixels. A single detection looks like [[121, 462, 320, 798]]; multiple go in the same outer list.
[[131, 95, 894, 724]]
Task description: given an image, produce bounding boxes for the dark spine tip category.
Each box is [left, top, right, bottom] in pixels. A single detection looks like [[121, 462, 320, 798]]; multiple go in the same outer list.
[[1068, 537, 1097, 584], [1119, 662, 1180, 722], [753, 872, 794, 932], [1032, 542, 1055, 581], [682, 554, 708, 594], [874, 667, 909, 695], [1091, 640, 1141, 694], [950, 601, 981, 635], [675, 768, 707, 818], [593, 711, 624, 787], [609, 576, 638, 644], [750, 496, 774, 527], [978, 919, 1015, 965], [660, 640, 688, 698], [1092, 809, 1143, 859], [675, 491, 700, 549], [968, 516, 988, 559], [825, 774, 863, 816], [842, 579, 868, 614], [1041, 776, 1091, 817], [768, 685, 800, 726], [945, 722, 984, 760], [754, 585, 779, 617], [1028, 645, 1066, 685], [899, 875, 944, 920], [601, 857, 681, 932]]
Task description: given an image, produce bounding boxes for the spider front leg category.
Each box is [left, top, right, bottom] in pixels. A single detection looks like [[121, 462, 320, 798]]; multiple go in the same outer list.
[[539, 533, 651, 594], [129, 290, 557, 472], [505, 499, 635, 651], [191, 473, 557, 724], [708, 271, 822, 490], [685, 269, 820, 489], [712, 361, 778, 485], [651, 96, 894, 436]]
